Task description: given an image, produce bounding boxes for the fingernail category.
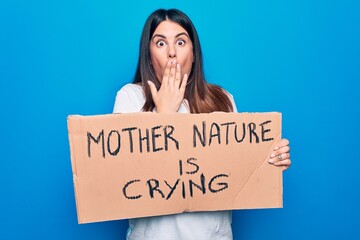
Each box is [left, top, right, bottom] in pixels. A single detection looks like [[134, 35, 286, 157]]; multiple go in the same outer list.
[[147, 80, 151, 86], [270, 153, 275, 158], [269, 159, 274, 163], [274, 146, 279, 150]]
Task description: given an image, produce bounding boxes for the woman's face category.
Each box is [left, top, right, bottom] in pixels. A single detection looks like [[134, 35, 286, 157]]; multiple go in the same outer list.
[[150, 20, 194, 82]]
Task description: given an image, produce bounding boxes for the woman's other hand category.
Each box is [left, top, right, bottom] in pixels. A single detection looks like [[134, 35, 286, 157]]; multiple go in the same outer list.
[[148, 61, 188, 113], [268, 138, 291, 170]]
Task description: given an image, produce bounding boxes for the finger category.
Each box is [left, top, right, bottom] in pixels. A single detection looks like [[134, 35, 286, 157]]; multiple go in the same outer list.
[[273, 139, 290, 151], [179, 73, 188, 98], [270, 146, 290, 159], [280, 152, 290, 160], [274, 159, 291, 167], [162, 61, 172, 88], [269, 151, 290, 163], [147, 80, 158, 100], [168, 61, 176, 89], [174, 63, 181, 90], [269, 152, 290, 163]]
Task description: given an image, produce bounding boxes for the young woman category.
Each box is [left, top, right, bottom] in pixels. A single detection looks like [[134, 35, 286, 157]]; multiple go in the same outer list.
[[113, 8, 291, 240]]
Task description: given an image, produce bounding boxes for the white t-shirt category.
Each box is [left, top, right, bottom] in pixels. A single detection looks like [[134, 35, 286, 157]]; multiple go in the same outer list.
[[113, 83, 237, 240]]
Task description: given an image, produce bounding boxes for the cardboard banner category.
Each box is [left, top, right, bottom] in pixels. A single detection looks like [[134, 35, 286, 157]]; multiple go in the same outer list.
[[67, 112, 282, 224]]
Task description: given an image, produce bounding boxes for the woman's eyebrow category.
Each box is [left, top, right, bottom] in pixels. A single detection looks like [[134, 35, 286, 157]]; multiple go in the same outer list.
[[152, 32, 189, 40], [175, 32, 189, 38], [152, 34, 166, 40]]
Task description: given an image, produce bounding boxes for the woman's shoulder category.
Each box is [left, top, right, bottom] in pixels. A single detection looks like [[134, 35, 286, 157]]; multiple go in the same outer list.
[[210, 84, 235, 102], [118, 83, 143, 94], [222, 88, 234, 99], [219, 86, 238, 113], [116, 83, 145, 101], [113, 83, 145, 113], [208, 83, 233, 97]]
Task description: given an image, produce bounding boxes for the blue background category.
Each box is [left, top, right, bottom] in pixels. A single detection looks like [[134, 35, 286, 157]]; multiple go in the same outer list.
[[1, 0, 359, 239]]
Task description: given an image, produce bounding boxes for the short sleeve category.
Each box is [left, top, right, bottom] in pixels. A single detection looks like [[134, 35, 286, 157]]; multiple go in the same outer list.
[[223, 90, 238, 113], [113, 84, 145, 113]]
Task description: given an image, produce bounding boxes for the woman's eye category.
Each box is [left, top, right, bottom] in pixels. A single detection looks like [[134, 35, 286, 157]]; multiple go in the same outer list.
[[177, 40, 186, 46], [156, 41, 166, 47]]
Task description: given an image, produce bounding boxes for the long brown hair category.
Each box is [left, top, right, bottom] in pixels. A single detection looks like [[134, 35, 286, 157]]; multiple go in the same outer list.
[[133, 9, 233, 113]]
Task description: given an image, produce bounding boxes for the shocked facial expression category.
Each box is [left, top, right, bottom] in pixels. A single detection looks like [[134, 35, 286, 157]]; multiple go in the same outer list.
[[149, 20, 194, 82]]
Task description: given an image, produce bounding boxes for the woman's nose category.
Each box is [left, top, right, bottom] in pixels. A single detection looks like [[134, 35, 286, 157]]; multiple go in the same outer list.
[[168, 45, 176, 59]]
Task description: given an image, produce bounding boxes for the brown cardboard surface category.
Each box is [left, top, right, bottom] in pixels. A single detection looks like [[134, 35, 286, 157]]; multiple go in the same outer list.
[[67, 112, 282, 224]]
